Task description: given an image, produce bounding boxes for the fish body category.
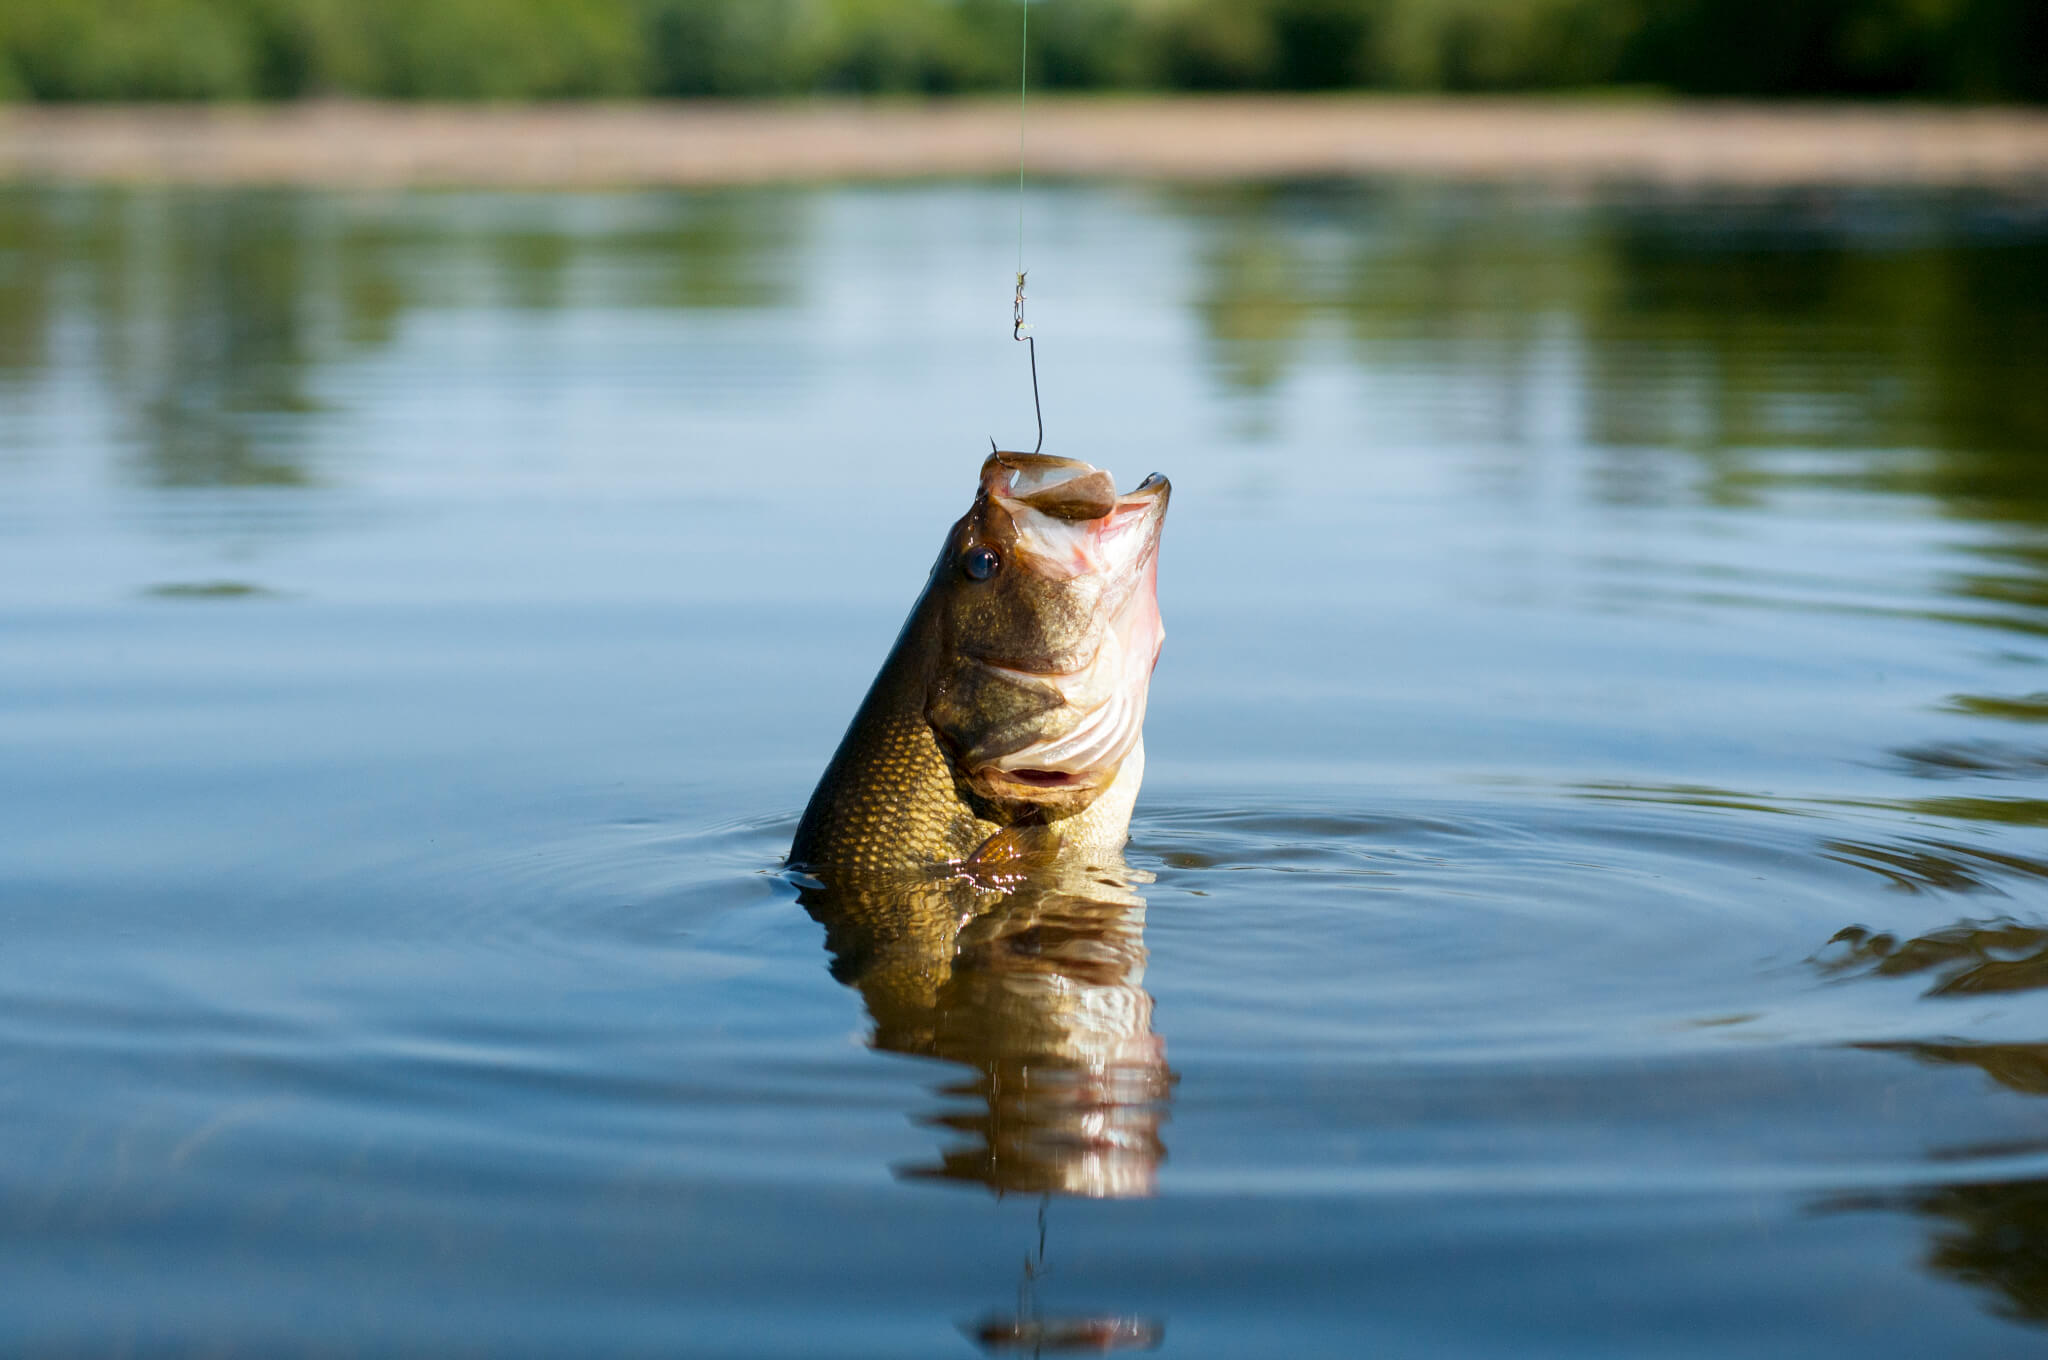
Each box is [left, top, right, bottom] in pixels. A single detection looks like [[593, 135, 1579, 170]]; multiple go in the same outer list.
[[790, 452, 1168, 882], [792, 451, 1175, 1197], [797, 859, 1171, 1197]]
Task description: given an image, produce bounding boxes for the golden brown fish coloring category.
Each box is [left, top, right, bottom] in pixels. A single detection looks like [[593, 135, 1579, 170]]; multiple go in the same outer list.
[[789, 451, 1169, 882]]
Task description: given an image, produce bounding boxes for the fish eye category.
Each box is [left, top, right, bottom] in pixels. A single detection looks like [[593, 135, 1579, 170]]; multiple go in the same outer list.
[[962, 546, 1000, 581]]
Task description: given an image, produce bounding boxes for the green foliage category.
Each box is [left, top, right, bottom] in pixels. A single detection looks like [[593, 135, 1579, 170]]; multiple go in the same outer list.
[[639, 0, 822, 96], [0, 0, 2042, 102], [2, 0, 258, 99], [1018, 0, 1147, 88], [809, 0, 1009, 94], [325, 0, 643, 99], [1615, 0, 2048, 100], [1372, 0, 1640, 91]]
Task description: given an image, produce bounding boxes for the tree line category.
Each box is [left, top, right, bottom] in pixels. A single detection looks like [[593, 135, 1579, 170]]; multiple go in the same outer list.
[[3, 0, 2043, 103]]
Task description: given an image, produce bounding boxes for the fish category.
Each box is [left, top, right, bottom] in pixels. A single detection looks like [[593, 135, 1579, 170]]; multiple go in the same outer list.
[[797, 858, 1173, 1197], [789, 451, 1169, 882], [790, 451, 1175, 1196]]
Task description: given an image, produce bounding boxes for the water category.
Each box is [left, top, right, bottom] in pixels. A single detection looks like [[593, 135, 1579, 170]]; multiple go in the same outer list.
[[4, 177, 2048, 1356]]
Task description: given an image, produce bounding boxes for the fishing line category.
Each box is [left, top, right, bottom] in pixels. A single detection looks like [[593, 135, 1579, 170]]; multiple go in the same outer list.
[[1016, 0, 1028, 288], [1006, 0, 1043, 455]]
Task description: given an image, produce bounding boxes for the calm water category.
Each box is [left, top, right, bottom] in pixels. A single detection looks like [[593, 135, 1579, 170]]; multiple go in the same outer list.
[[5, 177, 2048, 1356]]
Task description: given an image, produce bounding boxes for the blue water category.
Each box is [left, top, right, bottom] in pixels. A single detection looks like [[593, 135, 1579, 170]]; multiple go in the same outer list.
[[4, 179, 2048, 1355]]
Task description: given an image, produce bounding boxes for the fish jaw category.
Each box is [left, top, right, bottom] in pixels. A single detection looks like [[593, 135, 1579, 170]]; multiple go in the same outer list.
[[951, 461, 1168, 816], [990, 457, 1169, 585]]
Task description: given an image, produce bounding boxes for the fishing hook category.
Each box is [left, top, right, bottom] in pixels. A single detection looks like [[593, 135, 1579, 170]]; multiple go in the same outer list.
[[1009, 269, 1043, 455], [990, 339, 1044, 457]]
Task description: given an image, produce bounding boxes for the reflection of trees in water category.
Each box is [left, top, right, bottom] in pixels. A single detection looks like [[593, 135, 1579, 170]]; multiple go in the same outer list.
[[125, 191, 322, 487], [0, 185, 804, 490], [1948, 693, 2048, 723], [1833, 1170, 2048, 1328], [1818, 917, 2048, 993], [1831, 1040, 2048, 1327], [1576, 194, 2048, 532], [800, 858, 1174, 1200], [1184, 184, 2048, 813], [1177, 181, 1573, 445], [1175, 182, 2048, 524], [634, 191, 802, 311], [0, 188, 55, 377], [0, 186, 380, 486], [477, 193, 802, 313], [1902, 1177, 2048, 1326], [1816, 926, 2048, 1326], [1184, 187, 1314, 399]]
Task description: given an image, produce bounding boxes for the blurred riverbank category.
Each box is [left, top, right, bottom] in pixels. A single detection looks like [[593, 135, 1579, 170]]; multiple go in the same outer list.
[[8, 97, 2048, 187]]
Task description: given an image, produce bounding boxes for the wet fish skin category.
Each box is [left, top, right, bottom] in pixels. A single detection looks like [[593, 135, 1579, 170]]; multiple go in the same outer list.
[[790, 452, 1168, 882]]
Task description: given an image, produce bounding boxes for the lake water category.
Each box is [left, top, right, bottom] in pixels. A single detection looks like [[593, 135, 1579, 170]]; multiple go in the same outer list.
[[5, 176, 2048, 1356]]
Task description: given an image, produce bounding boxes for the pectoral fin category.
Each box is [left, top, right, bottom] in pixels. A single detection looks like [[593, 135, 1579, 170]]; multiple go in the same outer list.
[[964, 822, 1064, 871]]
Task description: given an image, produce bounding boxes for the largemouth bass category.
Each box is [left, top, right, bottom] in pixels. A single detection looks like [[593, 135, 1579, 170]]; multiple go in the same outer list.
[[790, 452, 1169, 881], [797, 859, 1172, 1197]]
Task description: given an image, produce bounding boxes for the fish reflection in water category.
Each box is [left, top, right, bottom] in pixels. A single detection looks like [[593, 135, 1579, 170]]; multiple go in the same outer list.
[[973, 1306, 1164, 1354], [801, 859, 1172, 1352], [798, 856, 1174, 1199]]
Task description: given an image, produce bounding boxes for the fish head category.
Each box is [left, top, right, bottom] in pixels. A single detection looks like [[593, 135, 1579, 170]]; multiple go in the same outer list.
[[925, 451, 1169, 822]]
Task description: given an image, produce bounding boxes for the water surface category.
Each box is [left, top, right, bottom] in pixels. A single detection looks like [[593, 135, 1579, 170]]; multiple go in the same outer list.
[[4, 178, 2048, 1355]]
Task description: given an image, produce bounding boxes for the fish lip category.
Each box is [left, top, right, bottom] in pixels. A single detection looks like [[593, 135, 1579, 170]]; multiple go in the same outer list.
[[969, 655, 1082, 682], [989, 465, 1169, 587], [985, 455, 1171, 509], [1123, 471, 1170, 502], [978, 766, 1093, 790], [968, 764, 1110, 800]]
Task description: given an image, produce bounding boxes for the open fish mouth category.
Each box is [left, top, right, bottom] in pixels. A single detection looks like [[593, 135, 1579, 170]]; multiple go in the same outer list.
[[965, 455, 1168, 799], [985, 454, 1170, 586]]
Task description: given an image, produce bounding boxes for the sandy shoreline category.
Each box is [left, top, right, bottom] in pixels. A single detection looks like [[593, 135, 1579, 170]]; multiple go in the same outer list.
[[5, 96, 2048, 188]]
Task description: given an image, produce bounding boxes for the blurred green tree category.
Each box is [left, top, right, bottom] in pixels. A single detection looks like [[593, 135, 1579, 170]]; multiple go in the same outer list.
[[0, 0, 2042, 101]]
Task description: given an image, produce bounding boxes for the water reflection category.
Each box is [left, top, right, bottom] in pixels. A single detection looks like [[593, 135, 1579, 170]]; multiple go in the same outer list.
[[5, 180, 2046, 520], [1834, 1040, 2048, 1327], [1946, 692, 2048, 723], [0, 185, 805, 489], [1819, 836, 2048, 897], [1819, 929, 2048, 1325], [9, 176, 2048, 1353], [963, 1201, 1165, 1355], [0, 188, 53, 375], [1888, 740, 2048, 780], [132, 192, 326, 487], [1187, 188, 1314, 398], [798, 859, 1173, 1200], [1580, 782, 2048, 876], [1174, 182, 2048, 533], [1818, 919, 2048, 995], [1832, 1171, 2048, 1328], [1895, 1177, 2048, 1326]]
